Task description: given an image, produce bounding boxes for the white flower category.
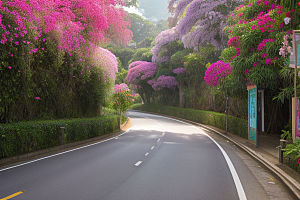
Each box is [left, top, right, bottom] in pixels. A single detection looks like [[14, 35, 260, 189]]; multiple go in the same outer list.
[[284, 17, 291, 25]]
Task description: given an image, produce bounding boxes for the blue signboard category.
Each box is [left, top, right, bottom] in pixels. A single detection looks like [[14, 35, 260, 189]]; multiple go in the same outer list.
[[248, 85, 257, 144]]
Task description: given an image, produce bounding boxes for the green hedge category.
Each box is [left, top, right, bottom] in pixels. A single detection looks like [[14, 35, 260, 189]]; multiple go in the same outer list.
[[131, 104, 248, 139], [0, 116, 120, 159]]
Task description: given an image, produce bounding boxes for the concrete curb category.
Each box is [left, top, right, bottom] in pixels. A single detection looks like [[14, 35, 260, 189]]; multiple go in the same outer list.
[[131, 109, 300, 199], [0, 118, 131, 167]]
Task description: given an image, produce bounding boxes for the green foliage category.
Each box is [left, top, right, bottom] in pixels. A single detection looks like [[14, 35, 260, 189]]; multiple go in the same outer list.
[[0, 116, 119, 159], [115, 68, 128, 85], [199, 44, 222, 64], [132, 104, 248, 139], [280, 129, 292, 142], [106, 47, 135, 69], [137, 37, 155, 48], [170, 49, 193, 70], [111, 91, 134, 114], [282, 139, 300, 173], [128, 14, 169, 44], [159, 40, 185, 58], [0, 31, 111, 123], [220, 47, 236, 63], [128, 48, 153, 64]]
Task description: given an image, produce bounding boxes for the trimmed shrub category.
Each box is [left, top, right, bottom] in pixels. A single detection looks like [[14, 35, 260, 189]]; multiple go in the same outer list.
[[0, 116, 120, 159], [131, 104, 247, 139]]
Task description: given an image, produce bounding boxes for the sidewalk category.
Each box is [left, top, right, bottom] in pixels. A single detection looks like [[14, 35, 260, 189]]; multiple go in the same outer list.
[[196, 123, 300, 199]]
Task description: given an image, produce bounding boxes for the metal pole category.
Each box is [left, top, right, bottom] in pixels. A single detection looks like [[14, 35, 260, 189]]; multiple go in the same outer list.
[[226, 96, 228, 134], [294, 31, 298, 143]]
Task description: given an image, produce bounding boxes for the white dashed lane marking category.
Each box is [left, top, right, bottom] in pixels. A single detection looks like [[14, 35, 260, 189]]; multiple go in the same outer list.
[[135, 161, 142, 167]]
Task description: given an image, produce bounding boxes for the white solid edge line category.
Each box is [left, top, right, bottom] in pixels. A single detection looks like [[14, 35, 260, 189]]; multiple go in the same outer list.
[[204, 134, 247, 200], [146, 114, 247, 200], [0, 128, 132, 172], [135, 161, 142, 166]]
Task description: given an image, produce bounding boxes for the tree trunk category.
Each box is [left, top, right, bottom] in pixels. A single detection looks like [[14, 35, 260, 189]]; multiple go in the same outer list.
[[179, 83, 184, 107]]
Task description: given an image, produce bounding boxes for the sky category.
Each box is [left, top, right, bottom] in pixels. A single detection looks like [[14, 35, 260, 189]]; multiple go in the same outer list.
[[124, 0, 169, 22]]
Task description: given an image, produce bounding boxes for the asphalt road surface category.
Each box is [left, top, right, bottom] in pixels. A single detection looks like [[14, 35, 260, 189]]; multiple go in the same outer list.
[[0, 111, 295, 200]]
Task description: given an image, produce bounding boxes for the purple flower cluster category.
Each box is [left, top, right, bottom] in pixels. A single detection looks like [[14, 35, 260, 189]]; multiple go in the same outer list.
[[204, 60, 232, 86], [148, 76, 178, 91], [151, 27, 179, 64], [175, 0, 233, 50], [173, 67, 186, 74], [126, 61, 158, 84]]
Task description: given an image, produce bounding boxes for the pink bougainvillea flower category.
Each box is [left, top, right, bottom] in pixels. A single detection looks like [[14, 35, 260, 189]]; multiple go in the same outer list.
[[69, 54, 72, 56], [15, 41, 19, 45], [10, 54, 13, 57], [259, 27, 265, 33], [262, 53, 267, 58], [245, 70, 249, 75], [204, 61, 232, 86], [277, 10, 282, 15], [43, 38, 46, 42], [18, 70, 20, 73], [297, 157, 300, 164], [34, 36, 38, 40], [42, 48, 44, 50], [35, 97, 40, 100], [265, 58, 272, 65], [8, 66, 11, 69], [264, 1, 269, 5], [27, 41, 30, 45], [253, 62, 258, 67], [280, 23, 283, 28]]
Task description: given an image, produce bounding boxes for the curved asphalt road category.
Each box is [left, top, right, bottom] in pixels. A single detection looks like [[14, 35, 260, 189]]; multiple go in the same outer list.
[[0, 111, 290, 199]]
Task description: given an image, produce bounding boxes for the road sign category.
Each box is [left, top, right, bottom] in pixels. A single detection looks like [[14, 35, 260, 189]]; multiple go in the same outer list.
[[248, 85, 258, 147]]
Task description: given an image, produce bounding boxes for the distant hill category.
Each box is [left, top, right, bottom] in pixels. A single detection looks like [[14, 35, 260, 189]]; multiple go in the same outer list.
[[138, 0, 169, 22]]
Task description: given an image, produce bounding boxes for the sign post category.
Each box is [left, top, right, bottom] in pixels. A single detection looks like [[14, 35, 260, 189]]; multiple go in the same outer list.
[[248, 85, 258, 147], [290, 30, 300, 142]]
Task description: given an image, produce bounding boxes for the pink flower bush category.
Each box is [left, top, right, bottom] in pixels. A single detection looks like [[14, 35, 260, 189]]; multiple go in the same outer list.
[[90, 46, 118, 81], [0, 0, 132, 53], [204, 60, 232, 86], [114, 83, 129, 93], [126, 61, 158, 85]]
